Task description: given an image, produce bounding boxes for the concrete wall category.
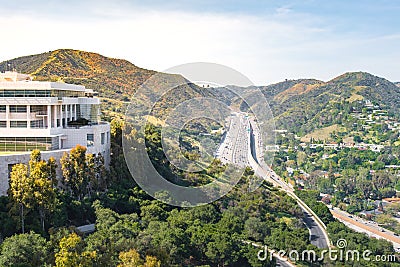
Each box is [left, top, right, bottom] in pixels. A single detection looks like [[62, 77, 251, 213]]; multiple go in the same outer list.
[[0, 133, 111, 196], [61, 123, 110, 165]]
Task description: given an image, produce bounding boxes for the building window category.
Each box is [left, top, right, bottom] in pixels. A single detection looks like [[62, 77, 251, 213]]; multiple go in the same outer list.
[[14, 90, 24, 97], [10, 121, 27, 128], [51, 137, 59, 150], [30, 105, 46, 114], [101, 132, 105, 145], [10, 105, 27, 113], [30, 120, 44, 128], [87, 134, 94, 147], [0, 121, 6, 128], [0, 105, 6, 113], [0, 90, 51, 98], [0, 137, 52, 152]]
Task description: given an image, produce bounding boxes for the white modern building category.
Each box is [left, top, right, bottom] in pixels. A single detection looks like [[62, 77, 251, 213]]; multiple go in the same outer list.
[[0, 71, 110, 195]]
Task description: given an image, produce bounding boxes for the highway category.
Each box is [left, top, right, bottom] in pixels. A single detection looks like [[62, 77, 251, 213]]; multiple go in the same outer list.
[[217, 112, 330, 250], [331, 208, 400, 251], [216, 113, 249, 167], [302, 210, 330, 248]]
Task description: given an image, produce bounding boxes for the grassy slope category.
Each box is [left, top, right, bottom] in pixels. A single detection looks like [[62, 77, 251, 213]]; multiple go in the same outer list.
[[0, 49, 222, 121], [260, 72, 400, 134], [2, 50, 400, 136]]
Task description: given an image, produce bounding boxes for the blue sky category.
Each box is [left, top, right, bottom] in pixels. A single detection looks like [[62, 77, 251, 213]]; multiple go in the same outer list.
[[0, 0, 399, 84]]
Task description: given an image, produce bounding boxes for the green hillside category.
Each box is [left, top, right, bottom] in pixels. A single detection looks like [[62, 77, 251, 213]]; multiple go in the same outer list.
[[259, 72, 400, 135], [0, 49, 223, 121], [2, 50, 400, 137], [0, 49, 155, 100]]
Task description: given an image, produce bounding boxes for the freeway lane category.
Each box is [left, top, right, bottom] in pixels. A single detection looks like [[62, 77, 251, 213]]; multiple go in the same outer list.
[[217, 112, 330, 249], [302, 210, 329, 248], [216, 113, 249, 167], [248, 123, 329, 249]]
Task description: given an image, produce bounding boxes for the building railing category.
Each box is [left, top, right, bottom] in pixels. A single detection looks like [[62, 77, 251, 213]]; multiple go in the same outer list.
[[35, 111, 48, 116]]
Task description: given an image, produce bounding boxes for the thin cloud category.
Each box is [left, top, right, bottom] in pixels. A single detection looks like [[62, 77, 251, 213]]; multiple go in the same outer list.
[[0, 2, 398, 84]]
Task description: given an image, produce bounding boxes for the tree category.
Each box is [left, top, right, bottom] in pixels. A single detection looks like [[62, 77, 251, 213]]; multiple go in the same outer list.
[[0, 231, 49, 266], [372, 171, 391, 190], [143, 255, 161, 267], [116, 250, 161, 267], [61, 145, 107, 200], [85, 201, 140, 266], [61, 145, 88, 200], [86, 153, 108, 195], [47, 156, 58, 185], [336, 169, 357, 195], [30, 159, 57, 232], [296, 151, 307, 167], [118, 249, 143, 267], [9, 150, 57, 233], [376, 214, 398, 229], [243, 244, 275, 267], [354, 135, 362, 143], [244, 217, 268, 242], [140, 201, 167, 226], [386, 203, 400, 216], [205, 231, 238, 266], [86, 153, 96, 197], [55, 233, 96, 267], [111, 117, 124, 139], [140, 220, 189, 265], [9, 163, 30, 233], [318, 178, 333, 194], [358, 179, 373, 199]]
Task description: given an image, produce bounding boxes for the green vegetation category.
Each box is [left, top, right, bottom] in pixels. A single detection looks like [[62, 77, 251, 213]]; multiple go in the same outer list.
[[9, 151, 57, 233], [0, 49, 230, 122], [297, 190, 397, 266], [259, 72, 400, 135], [0, 124, 312, 266], [1, 50, 400, 266], [274, 130, 400, 219]]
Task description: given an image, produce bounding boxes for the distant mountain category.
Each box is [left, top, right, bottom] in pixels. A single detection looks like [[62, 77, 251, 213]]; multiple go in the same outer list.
[[0, 49, 222, 120], [2, 50, 400, 136], [0, 49, 156, 101], [395, 82, 400, 87], [255, 79, 324, 103], [256, 72, 400, 134]]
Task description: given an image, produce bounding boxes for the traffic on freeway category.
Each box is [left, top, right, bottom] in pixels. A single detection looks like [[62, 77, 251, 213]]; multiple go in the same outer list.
[[331, 207, 400, 251], [216, 112, 250, 167], [216, 112, 330, 249]]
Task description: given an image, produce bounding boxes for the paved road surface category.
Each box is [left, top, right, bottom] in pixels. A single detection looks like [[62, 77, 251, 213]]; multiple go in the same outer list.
[[248, 118, 329, 249], [302, 209, 329, 248], [332, 208, 400, 250], [217, 112, 330, 250]]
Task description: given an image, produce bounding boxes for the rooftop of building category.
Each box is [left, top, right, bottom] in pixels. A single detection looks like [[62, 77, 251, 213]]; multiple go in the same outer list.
[[0, 71, 92, 93], [0, 71, 32, 82]]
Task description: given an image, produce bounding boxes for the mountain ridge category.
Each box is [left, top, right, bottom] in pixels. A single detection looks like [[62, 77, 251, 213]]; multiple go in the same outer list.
[[0, 49, 156, 101], [1, 49, 400, 135], [0, 49, 219, 121], [255, 71, 400, 134]]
